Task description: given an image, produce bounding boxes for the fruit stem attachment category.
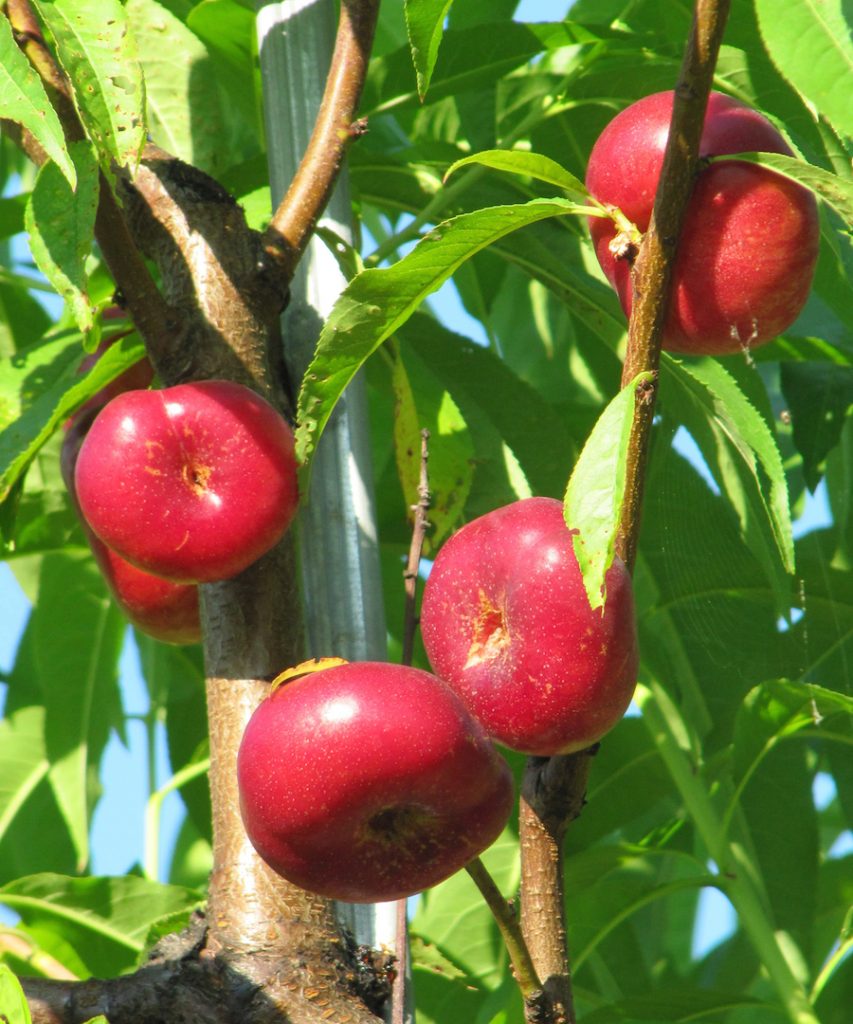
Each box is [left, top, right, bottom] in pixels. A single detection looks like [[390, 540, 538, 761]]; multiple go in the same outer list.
[[465, 857, 546, 1013], [617, 0, 732, 571], [402, 429, 432, 665]]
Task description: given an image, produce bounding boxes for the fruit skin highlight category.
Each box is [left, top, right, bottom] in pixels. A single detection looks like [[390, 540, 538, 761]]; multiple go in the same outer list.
[[74, 380, 299, 584], [237, 661, 514, 903], [585, 90, 819, 356], [420, 497, 638, 756]]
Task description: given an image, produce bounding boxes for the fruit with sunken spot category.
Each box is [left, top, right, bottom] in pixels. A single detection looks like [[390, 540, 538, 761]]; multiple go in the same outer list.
[[420, 497, 638, 756]]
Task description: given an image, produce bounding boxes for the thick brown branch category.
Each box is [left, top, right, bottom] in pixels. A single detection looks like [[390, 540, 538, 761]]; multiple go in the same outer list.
[[617, 0, 733, 570], [262, 0, 379, 280]]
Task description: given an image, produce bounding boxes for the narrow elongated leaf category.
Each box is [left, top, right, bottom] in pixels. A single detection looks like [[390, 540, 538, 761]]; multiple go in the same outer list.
[[564, 372, 653, 610], [0, 964, 31, 1024], [0, 16, 75, 187], [31, 551, 125, 869], [34, 0, 146, 171], [0, 704, 48, 845], [444, 149, 596, 206], [755, 0, 853, 143], [405, 0, 455, 98], [24, 141, 99, 334], [713, 152, 853, 228], [0, 873, 201, 978], [0, 331, 147, 502], [660, 356, 795, 600], [296, 198, 584, 470]]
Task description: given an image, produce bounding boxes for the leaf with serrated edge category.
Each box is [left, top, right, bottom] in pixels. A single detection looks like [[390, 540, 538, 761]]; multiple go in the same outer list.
[[662, 356, 795, 582], [405, 0, 454, 99], [24, 141, 99, 334], [296, 198, 588, 472], [0, 17, 75, 188], [711, 152, 853, 229], [445, 149, 598, 208], [33, 0, 146, 172], [755, 0, 853, 143], [564, 372, 653, 611]]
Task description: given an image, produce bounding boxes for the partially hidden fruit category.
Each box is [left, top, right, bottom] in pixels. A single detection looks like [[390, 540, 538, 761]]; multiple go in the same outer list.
[[61, 416, 201, 645], [74, 380, 299, 584], [237, 661, 514, 903], [585, 90, 819, 355], [420, 497, 638, 756]]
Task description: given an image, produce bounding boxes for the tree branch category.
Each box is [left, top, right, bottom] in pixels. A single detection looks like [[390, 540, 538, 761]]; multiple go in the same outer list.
[[617, 0, 733, 571], [261, 0, 379, 281], [518, 2, 733, 1021]]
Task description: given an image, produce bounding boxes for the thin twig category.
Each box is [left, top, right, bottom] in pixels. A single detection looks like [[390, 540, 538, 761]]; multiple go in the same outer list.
[[617, 0, 733, 570], [518, 3, 733, 1022], [465, 858, 545, 1008], [262, 0, 379, 281], [402, 428, 431, 666]]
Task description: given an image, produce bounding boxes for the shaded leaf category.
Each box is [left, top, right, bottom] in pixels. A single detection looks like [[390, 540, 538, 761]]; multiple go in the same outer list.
[[24, 141, 99, 334], [0, 17, 74, 187], [780, 361, 853, 491], [564, 372, 653, 610]]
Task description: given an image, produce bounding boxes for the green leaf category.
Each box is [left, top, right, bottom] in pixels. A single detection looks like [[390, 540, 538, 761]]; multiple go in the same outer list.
[[127, 0, 228, 177], [564, 372, 653, 610], [0, 18, 75, 188], [754, 0, 853, 144], [24, 141, 99, 334], [392, 342, 474, 551], [0, 964, 31, 1024], [0, 873, 201, 978], [660, 356, 795, 603], [405, 0, 455, 99], [34, 0, 146, 172], [714, 152, 853, 228], [0, 704, 48, 847], [444, 149, 595, 206], [582, 987, 771, 1022], [780, 361, 853, 491], [31, 551, 125, 870], [295, 198, 583, 471], [0, 330, 147, 504]]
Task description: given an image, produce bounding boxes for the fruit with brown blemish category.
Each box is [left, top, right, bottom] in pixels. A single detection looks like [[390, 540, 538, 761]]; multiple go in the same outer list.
[[420, 497, 638, 755], [74, 380, 298, 583]]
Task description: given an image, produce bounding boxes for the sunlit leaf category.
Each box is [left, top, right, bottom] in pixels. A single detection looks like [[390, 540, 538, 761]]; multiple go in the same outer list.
[[0, 963, 31, 1024], [444, 149, 595, 206], [0, 17, 75, 188], [564, 372, 653, 610], [405, 0, 455, 98]]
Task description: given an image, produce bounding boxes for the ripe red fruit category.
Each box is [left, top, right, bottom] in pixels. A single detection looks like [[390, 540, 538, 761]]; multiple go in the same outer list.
[[420, 497, 638, 756], [61, 418, 201, 645], [237, 661, 514, 903], [74, 380, 299, 584], [585, 90, 819, 355]]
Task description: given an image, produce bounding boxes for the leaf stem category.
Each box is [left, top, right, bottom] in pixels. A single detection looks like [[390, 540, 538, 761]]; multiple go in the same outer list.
[[143, 758, 210, 882], [465, 857, 544, 1008]]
